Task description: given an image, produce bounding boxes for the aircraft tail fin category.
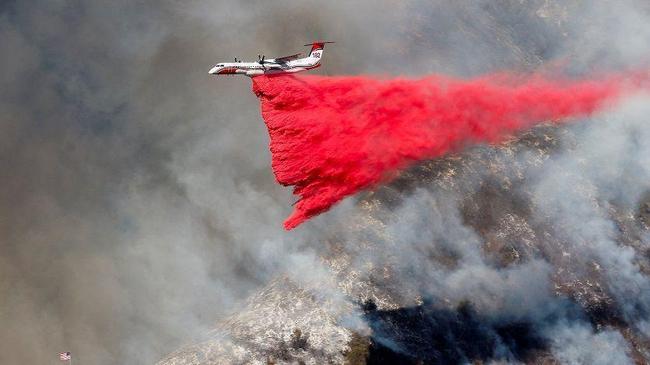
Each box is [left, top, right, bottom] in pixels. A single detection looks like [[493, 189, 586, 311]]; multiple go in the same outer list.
[[304, 41, 334, 58]]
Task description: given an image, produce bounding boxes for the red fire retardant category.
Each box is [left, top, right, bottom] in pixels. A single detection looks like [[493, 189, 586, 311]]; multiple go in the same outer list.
[[252, 72, 644, 230]]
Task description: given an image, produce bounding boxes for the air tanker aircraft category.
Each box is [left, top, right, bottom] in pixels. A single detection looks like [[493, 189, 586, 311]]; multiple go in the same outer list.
[[208, 42, 334, 77]]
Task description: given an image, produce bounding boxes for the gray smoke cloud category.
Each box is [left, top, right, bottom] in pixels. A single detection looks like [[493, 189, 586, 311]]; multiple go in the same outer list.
[[530, 97, 650, 335], [340, 96, 650, 363], [547, 324, 633, 365], [0, 1, 417, 363], [2, 0, 650, 364]]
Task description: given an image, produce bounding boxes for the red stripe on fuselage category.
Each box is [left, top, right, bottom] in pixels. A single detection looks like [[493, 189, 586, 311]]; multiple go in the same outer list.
[[217, 67, 238, 74]]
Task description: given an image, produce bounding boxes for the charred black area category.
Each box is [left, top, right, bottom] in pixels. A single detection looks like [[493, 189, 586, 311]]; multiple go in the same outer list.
[[362, 300, 547, 365], [582, 300, 627, 329]]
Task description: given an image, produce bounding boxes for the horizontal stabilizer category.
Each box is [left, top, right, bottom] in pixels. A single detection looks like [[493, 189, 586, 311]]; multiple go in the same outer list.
[[303, 41, 335, 46]]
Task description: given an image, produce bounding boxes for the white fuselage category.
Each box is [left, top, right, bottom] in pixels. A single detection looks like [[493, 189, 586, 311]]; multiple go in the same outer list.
[[209, 49, 323, 77]]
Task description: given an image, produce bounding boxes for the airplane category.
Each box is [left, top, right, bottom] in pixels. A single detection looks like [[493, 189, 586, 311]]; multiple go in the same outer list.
[[208, 41, 334, 77]]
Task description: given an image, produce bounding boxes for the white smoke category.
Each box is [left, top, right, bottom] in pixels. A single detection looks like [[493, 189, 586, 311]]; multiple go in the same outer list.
[[2, 0, 650, 364]]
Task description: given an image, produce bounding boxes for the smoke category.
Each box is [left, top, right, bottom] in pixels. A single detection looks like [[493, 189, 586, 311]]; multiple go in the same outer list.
[[2, 0, 650, 364], [547, 324, 633, 365], [1, 0, 425, 363], [323, 106, 647, 362], [321, 93, 650, 362], [254, 71, 648, 229], [530, 95, 650, 332]]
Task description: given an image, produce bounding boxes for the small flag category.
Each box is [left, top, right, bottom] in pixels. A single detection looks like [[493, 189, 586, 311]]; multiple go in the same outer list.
[[59, 352, 71, 361]]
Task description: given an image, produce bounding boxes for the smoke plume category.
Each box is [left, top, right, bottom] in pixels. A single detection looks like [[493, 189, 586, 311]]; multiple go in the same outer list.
[[2, 0, 650, 363], [254, 72, 647, 229]]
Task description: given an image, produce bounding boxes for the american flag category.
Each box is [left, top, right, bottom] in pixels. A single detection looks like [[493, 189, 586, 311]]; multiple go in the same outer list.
[[59, 352, 71, 361]]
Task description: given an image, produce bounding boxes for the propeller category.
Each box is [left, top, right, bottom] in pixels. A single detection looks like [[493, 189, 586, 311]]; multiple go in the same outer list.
[[258, 54, 266, 64]]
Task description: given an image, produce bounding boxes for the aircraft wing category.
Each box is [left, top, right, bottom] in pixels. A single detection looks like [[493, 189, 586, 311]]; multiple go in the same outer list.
[[273, 53, 302, 63]]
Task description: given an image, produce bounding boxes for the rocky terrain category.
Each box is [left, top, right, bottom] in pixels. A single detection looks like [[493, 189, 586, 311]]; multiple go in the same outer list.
[[159, 120, 650, 364]]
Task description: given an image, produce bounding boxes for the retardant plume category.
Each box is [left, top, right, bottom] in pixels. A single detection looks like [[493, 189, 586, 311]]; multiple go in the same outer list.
[[253, 72, 646, 229]]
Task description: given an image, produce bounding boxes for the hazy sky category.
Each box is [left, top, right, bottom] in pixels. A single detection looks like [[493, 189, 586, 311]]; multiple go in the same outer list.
[[1, 1, 649, 364]]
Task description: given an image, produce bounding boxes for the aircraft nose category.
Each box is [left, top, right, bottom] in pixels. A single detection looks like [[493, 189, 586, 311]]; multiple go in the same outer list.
[[209, 66, 218, 74]]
